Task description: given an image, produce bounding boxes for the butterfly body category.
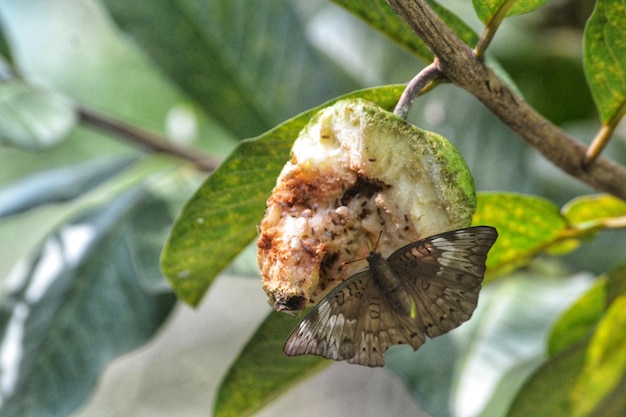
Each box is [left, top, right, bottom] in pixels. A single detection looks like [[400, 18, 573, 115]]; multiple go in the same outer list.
[[367, 251, 416, 317], [283, 226, 498, 367]]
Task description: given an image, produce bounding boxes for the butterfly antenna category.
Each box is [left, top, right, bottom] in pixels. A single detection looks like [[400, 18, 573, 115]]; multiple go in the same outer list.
[[371, 230, 383, 251], [341, 257, 366, 267], [342, 231, 382, 267]]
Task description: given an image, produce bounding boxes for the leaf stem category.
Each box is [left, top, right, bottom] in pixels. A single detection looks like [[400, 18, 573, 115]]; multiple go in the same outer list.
[[393, 62, 442, 119], [474, 0, 516, 59], [385, 0, 626, 201], [77, 106, 219, 172], [583, 100, 626, 167]]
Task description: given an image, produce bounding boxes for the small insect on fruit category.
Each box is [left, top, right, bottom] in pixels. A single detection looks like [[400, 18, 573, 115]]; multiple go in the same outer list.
[[283, 226, 498, 367]]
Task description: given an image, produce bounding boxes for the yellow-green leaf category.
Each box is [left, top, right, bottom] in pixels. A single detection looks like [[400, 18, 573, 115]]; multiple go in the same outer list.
[[472, 0, 550, 24], [583, 0, 626, 123], [473, 192, 575, 279], [571, 295, 626, 417], [214, 311, 328, 417], [562, 194, 626, 230], [548, 278, 606, 357], [161, 85, 404, 306]]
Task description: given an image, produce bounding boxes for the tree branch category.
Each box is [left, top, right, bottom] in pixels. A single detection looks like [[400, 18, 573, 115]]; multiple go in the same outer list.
[[78, 106, 219, 172], [386, 0, 626, 201]]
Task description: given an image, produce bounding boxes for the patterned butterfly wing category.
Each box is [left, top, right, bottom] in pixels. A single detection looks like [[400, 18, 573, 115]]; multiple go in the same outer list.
[[283, 270, 427, 367], [284, 226, 497, 366], [387, 226, 498, 338]]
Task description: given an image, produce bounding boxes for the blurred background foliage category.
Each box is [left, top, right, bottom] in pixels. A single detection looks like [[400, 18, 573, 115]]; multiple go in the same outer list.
[[0, 0, 624, 416]]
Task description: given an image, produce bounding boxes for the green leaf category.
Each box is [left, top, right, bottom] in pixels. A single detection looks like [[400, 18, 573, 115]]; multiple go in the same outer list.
[[214, 311, 327, 417], [507, 340, 587, 417], [512, 272, 626, 417], [100, 0, 358, 138], [0, 16, 14, 65], [472, 0, 551, 24], [161, 85, 404, 306], [562, 194, 626, 230], [332, 0, 478, 60], [0, 156, 136, 218], [0, 186, 176, 417], [0, 154, 179, 285], [548, 278, 606, 357], [606, 264, 626, 305], [0, 81, 76, 151], [588, 375, 626, 417], [583, 0, 626, 123], [571, 295, 626, 417], [473, 192, 574, 279]]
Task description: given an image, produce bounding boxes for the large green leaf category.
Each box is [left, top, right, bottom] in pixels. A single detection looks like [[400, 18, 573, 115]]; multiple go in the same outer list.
[[0, 156, 177, 287], [511, 266, 626, 417], [99, 0, 358, 139], [548, 278, 606, 357], [583, 0, 626, 123], [549, 265, 626, 358], [0, 186, 176, 417], [570, 295, 626, 417], [161, 85, 404, 306], [214, 311, 327, 417], [332, 0, 478, 60], [0, 18, 13, 65], [472, 0, 551, 24], [507, 340, 587, 417], [446, 270, 590, 417], [0, 156, 136, 218], [0, 81, 77, 151], [606, 264, 626, 305], [510, 306, 626, 417]]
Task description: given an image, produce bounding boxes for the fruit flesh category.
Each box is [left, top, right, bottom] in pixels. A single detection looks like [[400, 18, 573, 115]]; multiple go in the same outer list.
[[257, 99, 476, 312]]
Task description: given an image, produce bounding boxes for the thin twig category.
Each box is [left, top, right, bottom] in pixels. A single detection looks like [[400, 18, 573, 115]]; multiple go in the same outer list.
[[77, 106, 219, 172], [385, 0, 626, 201], [393, 63, 442, 119]]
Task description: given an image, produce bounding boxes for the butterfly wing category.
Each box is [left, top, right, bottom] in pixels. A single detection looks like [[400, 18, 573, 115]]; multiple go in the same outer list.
[[387, 226, 498, 338], [284, 226, 497, 366], [283, 271, 372, 363], [283, 270, 426, 367]]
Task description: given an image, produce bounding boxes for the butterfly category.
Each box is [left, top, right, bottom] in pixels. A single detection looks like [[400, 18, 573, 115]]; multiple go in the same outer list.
[[283, 226, 498, 367]]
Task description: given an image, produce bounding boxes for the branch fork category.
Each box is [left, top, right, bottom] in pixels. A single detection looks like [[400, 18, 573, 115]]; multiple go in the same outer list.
[[387, 0, 626, 201]]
